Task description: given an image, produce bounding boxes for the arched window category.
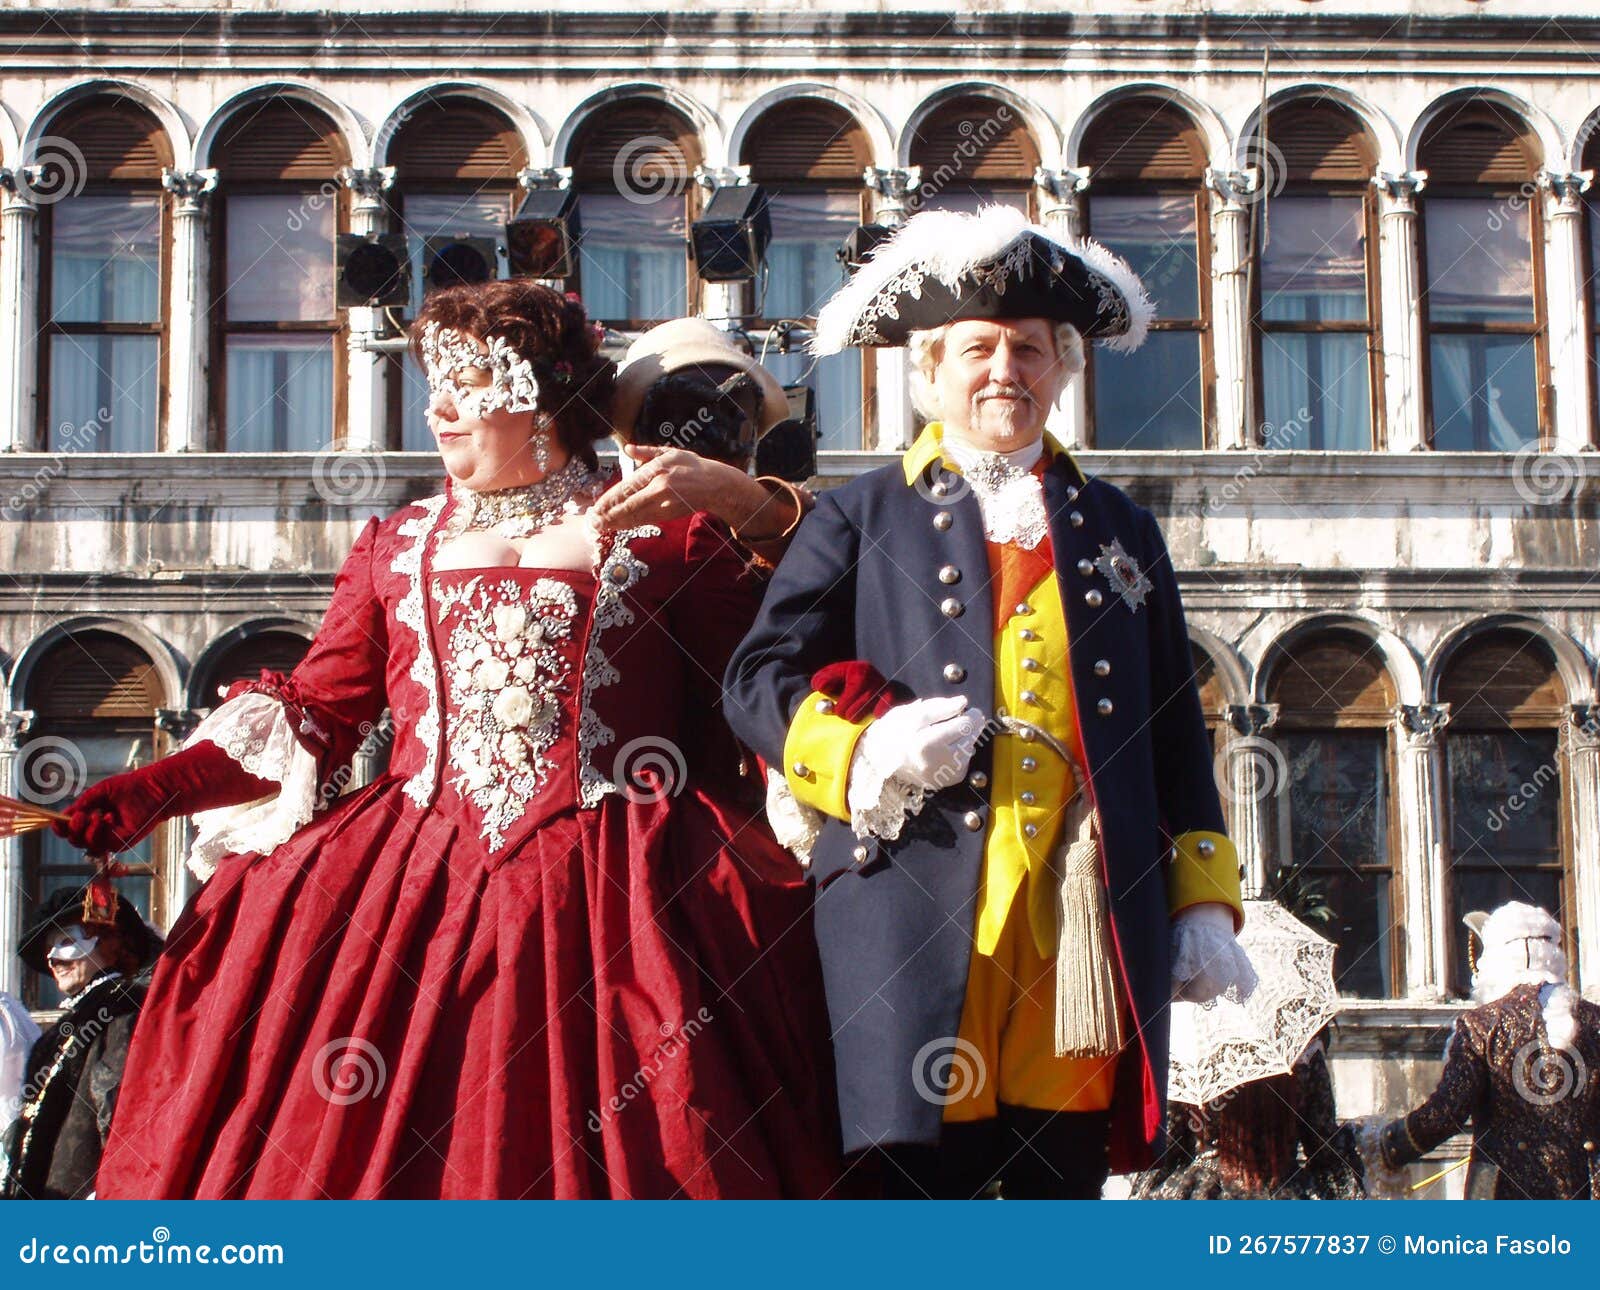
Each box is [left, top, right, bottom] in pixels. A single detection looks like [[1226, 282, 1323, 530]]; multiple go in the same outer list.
[[386, 97, 528, 449], [1267, 630, 1400, 997], [1439, 629, 1574, 993], [1251, 103, 1381, 449], [908, 94, 1039, 216], [195, 629, 311, 705], [1582, 125, 1600, 441], [37, 96, 172, 452], [1079, 99, 1211, 449], [211, 98, 350, 451], [1191, 641, 1228, 756], [570, 100, 702, 327], [1417, 102, 1546, 450], [740, 99, 871, 449], [19, 631, 168, 1007]]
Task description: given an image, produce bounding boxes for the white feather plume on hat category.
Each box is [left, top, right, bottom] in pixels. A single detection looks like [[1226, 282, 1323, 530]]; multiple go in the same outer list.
[[810, 203, 1155, 356]]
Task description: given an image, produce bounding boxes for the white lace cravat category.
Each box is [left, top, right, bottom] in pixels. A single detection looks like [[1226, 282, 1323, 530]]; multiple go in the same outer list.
[[942, 432, 1049, 549]]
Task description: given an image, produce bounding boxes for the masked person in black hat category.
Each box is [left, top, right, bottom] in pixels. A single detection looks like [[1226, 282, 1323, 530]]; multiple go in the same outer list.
[[592, 318, 813, 571], [1, 885, 161, 1200], [724, 204, 1253, 1198]]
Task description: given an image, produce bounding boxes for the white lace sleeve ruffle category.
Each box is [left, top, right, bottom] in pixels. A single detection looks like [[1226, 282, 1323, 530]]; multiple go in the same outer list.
[[1353, 1115, 1410, 1199], [183, 692, 322, 883], [845, 739, 928, 843], [764, 768, 823, 868], [1170, 909, 1258, 1003]]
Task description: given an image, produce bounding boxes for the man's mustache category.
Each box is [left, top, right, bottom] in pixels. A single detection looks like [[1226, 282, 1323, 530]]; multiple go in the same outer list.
[[974, 384, 1036, 408]]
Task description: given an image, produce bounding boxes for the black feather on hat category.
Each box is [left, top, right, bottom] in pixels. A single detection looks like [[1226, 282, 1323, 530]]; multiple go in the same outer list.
[[18, 883, 163, 975], [810, 204, 1153, 355]]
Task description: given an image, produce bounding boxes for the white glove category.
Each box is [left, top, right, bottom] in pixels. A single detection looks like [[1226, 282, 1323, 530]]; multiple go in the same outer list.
[[853, 695, 984, 792], [1170, 902, 1257, 1003]]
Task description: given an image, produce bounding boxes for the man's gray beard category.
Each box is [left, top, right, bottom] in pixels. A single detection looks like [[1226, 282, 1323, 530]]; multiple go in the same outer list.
[[970, 394, 1033, 441]]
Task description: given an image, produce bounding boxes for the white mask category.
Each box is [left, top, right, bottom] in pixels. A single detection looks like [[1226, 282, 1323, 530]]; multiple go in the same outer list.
[[420, 323, 542, 418], [47, 925, 99, 964]]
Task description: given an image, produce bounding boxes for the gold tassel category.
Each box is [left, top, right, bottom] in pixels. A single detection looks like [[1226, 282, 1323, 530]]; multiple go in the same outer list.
[[1054, 798, 1126, 1059]]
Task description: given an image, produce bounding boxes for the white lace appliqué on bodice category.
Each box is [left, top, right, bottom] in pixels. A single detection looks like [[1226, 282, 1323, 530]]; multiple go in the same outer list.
[[435, 574, 579, 853]]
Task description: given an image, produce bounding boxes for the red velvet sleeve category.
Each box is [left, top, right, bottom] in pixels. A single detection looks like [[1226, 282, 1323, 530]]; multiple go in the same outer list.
[[221, 516, 390, 789]]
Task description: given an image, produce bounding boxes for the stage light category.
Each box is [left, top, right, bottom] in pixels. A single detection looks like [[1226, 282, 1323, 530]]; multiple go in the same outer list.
[[507, 186, 581, 279], [336, 234, 410, 307], [690, 184, 771, 283]]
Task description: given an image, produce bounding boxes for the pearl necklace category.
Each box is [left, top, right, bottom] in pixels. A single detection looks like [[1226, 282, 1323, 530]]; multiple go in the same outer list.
[[452, 457, 606, 540]]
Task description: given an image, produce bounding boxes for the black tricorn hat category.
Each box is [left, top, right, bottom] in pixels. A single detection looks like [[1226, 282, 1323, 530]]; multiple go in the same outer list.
[[810, 204, 1153, 355], [19, 884, 163, 975]]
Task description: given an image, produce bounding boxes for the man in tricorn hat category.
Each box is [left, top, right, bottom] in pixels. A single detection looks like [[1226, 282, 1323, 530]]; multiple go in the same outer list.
[[1, 884, 161, 1199], [724, 204, 1253, 1197]]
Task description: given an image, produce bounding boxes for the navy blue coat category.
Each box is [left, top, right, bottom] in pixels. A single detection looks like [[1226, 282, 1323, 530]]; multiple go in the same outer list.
[[722, 445, 1230, 1169]]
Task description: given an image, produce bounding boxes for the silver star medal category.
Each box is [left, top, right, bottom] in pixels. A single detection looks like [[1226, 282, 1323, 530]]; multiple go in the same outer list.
[[1093, 539, 1153, 612]]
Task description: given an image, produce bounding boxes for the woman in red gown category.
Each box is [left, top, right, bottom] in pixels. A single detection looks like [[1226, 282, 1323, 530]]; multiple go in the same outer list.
[[56, 282, 840, 1198]]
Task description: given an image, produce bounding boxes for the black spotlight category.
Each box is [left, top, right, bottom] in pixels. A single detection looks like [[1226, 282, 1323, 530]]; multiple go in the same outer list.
[[423, 235, 498, 292], [689, 184, 771, 283], [507, 186, 581, 279], [336, 233, 410, 307], [837, 223, 896, 275], [754, 384, 819, 483]]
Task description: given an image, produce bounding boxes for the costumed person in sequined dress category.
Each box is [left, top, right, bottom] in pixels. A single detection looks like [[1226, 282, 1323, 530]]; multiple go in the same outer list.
[[49, 280, 840, 1199], [724, 205, 1255, 1199], [1361, 902, 1600, 1199], [1, 885, 160, 1200]]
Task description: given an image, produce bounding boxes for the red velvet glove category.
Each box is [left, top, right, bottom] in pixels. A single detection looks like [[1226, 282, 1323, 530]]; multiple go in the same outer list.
[[810, 660, 911, 723], [52, 740, 278, 855]]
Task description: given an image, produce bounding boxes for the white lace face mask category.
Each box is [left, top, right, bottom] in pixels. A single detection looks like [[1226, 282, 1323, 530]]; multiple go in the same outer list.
[[420, 322, 542, 418]]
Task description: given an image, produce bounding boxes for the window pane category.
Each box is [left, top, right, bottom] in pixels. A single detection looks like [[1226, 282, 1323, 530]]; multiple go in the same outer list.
[[226, 335, 333, 451], [1429, 334, 1537, 450], [1260, 195, 1367, 323], [1424, 197, 1534, 325], [399, 358, 434, 452], [764, 348, 862, 452], [1282, 730, 1393, 998], [1447, 731, 1565, 990], [51, 195, 162, 324], [579, 192, 688, 322], [396, 190, 513, 315], [1090, 194, 1199, 321], [762, 188, 859, 321], [225, 193, 336, 322], [1092, 331, 1203, 449], [1261, 332, 1371, 449], [48, 334, 159, 451]]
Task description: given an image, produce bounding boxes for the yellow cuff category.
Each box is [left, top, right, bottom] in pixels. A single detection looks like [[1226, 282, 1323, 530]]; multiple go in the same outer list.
[[1168, 830, 1243, 929], [783, 690, 874, 821]]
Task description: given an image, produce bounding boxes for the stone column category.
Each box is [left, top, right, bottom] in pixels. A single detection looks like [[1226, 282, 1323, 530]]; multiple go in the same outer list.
[[1222, 703, 1282, 897], [1204, 167, 1258, 450], [1538, 170, 1594, 452], [155, 708, 202, 915], [0, 710, 35, 996], [339, 166, 396, 451], [1562, 704, 1600, 997], [863, 167, 922, 449], [0, 174, 40, 452], [1394, 702, 1452, 1000], [1372, 171, 1429, 452], [161, 169, 219, 453], [1035, 167, 1093, 450]]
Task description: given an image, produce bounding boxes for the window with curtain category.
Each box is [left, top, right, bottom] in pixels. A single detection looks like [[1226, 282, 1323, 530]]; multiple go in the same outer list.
[[1440, 630, 1574, 994], [570, 102, 701, 328], [742, 100, 871, 449], [1584, 131, 1600, 441], [212, 99, 349, 452], [39, 99, 172, 451], [1080, 99, 1211, 449], [19, 632, 167, 1009], [1418, 104, 1546, 451], [1252, 106, 1381, 449], [385, 98, 527, 449], [907, 95, 1037, 218], [1267, 632, 1400, 998]]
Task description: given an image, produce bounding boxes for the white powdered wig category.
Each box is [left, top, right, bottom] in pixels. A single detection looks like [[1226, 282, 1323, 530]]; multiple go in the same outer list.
[[1469, 901, 1578, 1050], [811, 204, 1154, 357]]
